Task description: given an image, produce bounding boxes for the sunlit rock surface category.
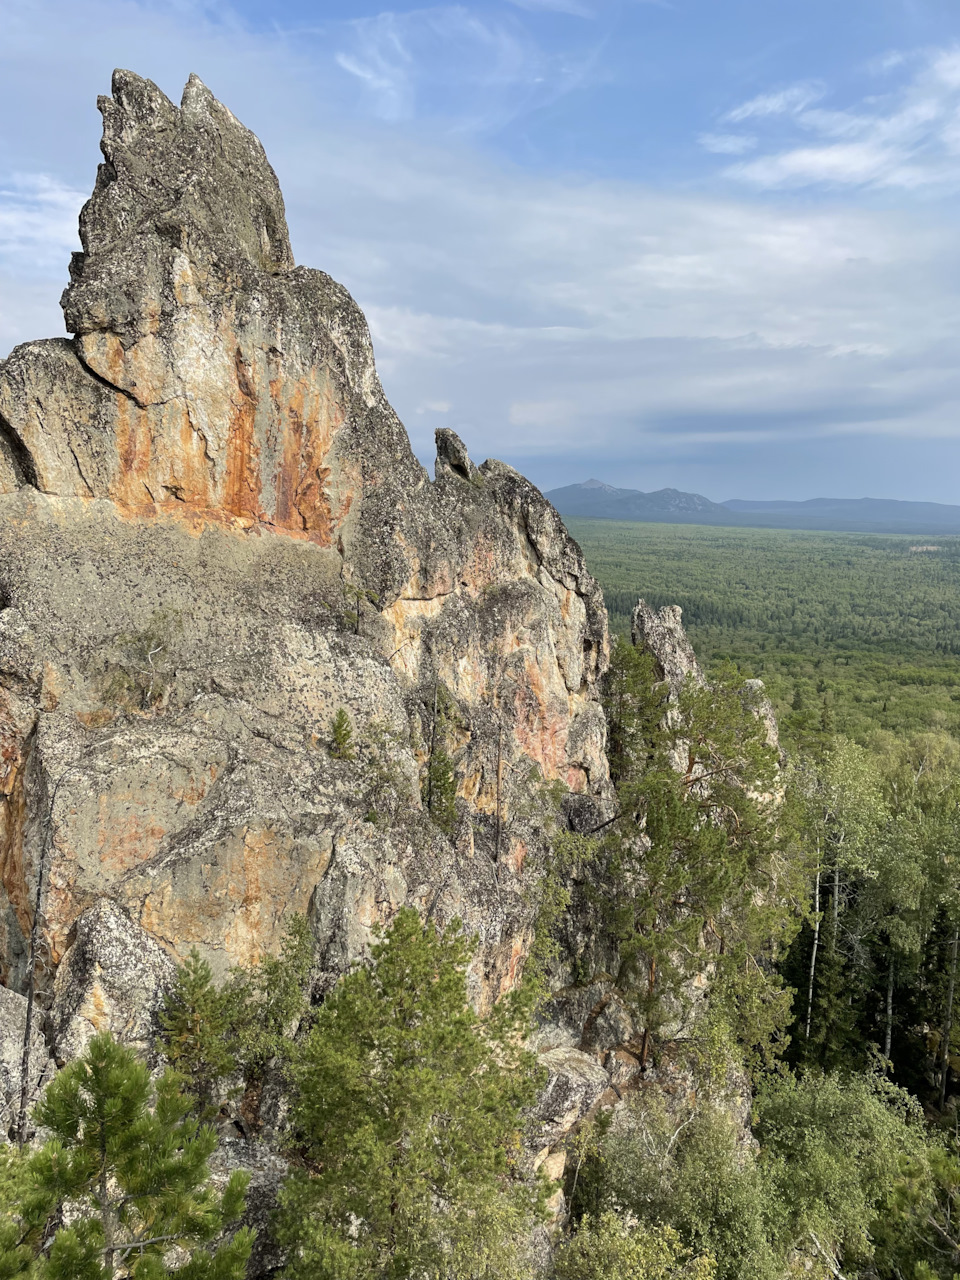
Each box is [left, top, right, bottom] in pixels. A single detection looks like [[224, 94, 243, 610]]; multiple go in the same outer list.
[[0, 71, 609, 1017]]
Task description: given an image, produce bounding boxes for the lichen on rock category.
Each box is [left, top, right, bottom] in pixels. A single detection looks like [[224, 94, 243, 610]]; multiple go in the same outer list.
[[0, 72, 774, 1254], [0, 69, 609, 1025]]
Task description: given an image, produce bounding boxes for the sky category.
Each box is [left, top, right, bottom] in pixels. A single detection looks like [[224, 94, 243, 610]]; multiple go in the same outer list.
[[3, 1, 960, 501]]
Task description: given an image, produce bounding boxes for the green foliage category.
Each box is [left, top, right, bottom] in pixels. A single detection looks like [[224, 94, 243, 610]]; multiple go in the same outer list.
[[158, 949, 236, 1121], [754, 1068, 933, 1274], [277, 907, 544, 1280], [224, 915, 314, 1085], [0, 1032, 252, 1279], [526, 827, 598, 993], [553, 1211, 715, 1280], [158, 916, 313, 1115], [568, 518, 960, 746], [0, 1146, 35, 1280], [591, 637, 799, 1071], [329, 707, 356, 761], [571, 1093, 781, 1280], [358, 718, 410, 826], [572, 1068, 947, 1280], [879, 1129, 960, 1278]]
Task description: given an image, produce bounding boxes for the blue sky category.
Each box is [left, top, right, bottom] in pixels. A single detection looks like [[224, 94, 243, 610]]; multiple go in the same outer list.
[[4, 1, 960, 500]]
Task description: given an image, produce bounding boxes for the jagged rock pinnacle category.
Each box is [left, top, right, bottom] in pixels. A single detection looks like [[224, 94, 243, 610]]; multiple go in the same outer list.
[[0, 71, 609, 1016]]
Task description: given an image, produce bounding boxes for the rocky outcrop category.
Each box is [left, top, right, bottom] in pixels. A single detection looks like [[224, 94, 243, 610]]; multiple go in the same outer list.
[[0, 71, 608, 1022], [0, 74, 776, 1260], [48, 899, 177, 1064], [630, 599, 704, 694]]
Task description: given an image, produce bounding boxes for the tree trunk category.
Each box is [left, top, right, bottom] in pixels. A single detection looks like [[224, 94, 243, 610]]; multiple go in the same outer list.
[[940, 925, 959, 1111], [426, 683, 438, 811], [805, 859, 821, 1041], [495, 722, 503, 863], [100, 1165, 116, 1278], [832, 862, 840, 939], [884, 950, 894, 1064]]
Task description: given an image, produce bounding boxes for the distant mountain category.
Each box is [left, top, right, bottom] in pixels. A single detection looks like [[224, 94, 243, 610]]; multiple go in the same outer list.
[[547, 481, 960, 534], [546, 480, 731, 523]]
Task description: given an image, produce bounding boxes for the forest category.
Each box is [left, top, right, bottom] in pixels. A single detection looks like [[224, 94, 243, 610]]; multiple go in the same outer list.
[[568, 519, 960, 744]]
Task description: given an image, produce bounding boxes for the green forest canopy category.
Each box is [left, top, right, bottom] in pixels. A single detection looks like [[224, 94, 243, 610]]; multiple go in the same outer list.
[[567, 519, 960, 744]]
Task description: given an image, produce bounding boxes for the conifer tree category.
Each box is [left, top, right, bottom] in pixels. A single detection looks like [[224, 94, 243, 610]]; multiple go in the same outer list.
[[277, 908, 542, 1280], [158, 949, 236, 1121], [0, 1032, 252, 1279], [596, 638, 797, 1070], [226, 913, 314, 1084], [329, 708, 355, 760]]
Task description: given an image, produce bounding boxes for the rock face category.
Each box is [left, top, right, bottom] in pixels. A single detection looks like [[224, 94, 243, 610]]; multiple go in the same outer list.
[[0, 71, 608, 1017], [48, 899, 177, 1064], [630, 598, 704, 694]]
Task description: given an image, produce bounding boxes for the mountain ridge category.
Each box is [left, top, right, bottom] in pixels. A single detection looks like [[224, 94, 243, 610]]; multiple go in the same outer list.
[[548, 480, 960, 534]]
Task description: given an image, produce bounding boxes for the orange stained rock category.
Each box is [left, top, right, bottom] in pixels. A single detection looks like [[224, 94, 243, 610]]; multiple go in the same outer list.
[[498, 932, 530, 999], [0, 693, 33, 956], [97, 811, 168, 878], [111, 393, 154, 508], [507, 838, 527, 875], [511, 655, 568, 781], [137, 824, 325, 970]]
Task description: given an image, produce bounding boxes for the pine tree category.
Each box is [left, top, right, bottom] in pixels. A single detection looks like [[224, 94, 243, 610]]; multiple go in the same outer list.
[[227, 914, 314, 1084], [158, 948, 236, 1120], [0, 1032, 252, 1279], [329, 707, 355, 760], [595, 639, 796, 1071], [277, 908, 543, 1280]]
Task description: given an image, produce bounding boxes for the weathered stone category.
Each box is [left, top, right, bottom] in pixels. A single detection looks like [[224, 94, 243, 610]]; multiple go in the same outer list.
[[48, 898, 177, 1063], [744, 677, 781, 752], [0, 69, 778, 1275], [533, 1046, 610, 1153], [631, 598, 704, 694], [0, 71, 609, 1012]]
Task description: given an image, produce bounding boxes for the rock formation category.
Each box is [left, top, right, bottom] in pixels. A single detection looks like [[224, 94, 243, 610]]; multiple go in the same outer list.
[[0, 70, 608, 1032], [0, 74, 776, 1264]]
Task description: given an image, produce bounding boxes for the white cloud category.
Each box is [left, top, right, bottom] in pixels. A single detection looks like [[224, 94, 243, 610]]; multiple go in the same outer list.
[[698, 132, 757, 155], [3, 0, 960, 498], [332, 5, 597, 131], [0, 174, 84, 274], [724, 82, 825, 123], [505, 0, 595, 16], [868, 50, 907, 74], [723, 45, 960, 190]]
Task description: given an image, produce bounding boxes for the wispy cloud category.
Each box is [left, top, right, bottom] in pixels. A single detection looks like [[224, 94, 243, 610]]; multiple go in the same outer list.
[[724, 46, 960, 189], [333, 5, 597, 132], [698, 132, 756, 155], [724, 82, 825, 123], [0, 173, 84, 274], [4, 0, 960, 498], [505, 0, 595, 17]]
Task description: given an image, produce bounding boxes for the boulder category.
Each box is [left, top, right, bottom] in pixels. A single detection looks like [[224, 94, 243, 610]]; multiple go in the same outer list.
[[48, 898, 177, 1064]]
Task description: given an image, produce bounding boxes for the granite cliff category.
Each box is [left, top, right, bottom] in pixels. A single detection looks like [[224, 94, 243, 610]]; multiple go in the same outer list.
[[0, 70, 609, 1026], [0, 72, 756, 1258]]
